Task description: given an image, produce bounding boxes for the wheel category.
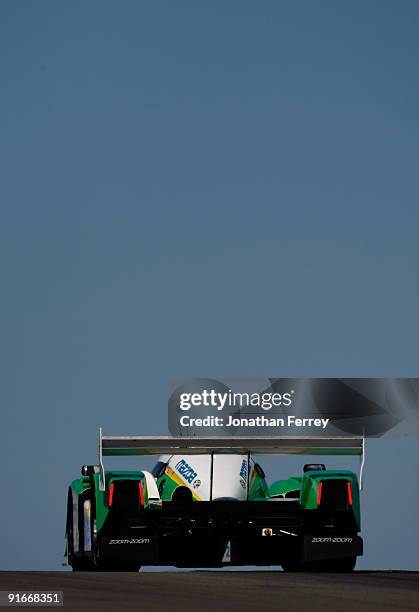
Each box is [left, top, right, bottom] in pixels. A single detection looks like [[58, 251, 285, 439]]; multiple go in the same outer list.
[[66, 491, 95, 571], [92, 541, 140, 572], [71, 557, 96, 571], [90, 518, 140, 571], [305, 557, 356, 572], [94, 562, 140, 572], [281, 560, 303, 572], [327, 556, 357, 572], [282, 557, 356, 573]]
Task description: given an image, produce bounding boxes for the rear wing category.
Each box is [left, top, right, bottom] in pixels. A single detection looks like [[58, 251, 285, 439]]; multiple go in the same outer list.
[[98, 428, 365, 491]]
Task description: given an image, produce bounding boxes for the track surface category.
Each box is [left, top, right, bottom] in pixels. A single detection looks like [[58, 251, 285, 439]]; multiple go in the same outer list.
[[0, 571, 418, 612]]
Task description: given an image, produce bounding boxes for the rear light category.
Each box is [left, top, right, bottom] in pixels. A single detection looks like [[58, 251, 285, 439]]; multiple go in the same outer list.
[[108, 482, 114, 507], [347, 481, 353, 506], [138, 481, 144, 507], [317, 481, 323, 505]]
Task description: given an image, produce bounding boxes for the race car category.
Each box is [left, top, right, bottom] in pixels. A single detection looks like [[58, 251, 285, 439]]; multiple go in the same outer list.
[[65, 430, 364, 571]]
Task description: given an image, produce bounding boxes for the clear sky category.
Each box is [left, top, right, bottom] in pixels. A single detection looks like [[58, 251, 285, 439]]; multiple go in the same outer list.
[[0, 1, 418, 570]]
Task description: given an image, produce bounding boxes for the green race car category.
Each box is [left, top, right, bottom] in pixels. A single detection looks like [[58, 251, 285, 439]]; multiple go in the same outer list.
[[65, 431, 364, 571]]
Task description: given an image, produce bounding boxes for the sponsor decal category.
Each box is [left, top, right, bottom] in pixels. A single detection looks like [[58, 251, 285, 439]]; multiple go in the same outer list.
[[109, 538, 151, 545], [192, 479, 201, 489], [174, 459, 198, 484], [240, 460, 247, 488], [311, 537, 353, 543]]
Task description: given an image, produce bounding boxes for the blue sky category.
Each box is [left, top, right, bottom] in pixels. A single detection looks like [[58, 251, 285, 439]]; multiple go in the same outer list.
[[0, 1, 418, 569]]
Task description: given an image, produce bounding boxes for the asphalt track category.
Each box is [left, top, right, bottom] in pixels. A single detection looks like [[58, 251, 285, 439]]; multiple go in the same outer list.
[[0, 571, 418, 612]]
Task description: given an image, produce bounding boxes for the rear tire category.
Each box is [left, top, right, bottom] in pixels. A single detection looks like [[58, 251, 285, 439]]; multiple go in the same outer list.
[[282, 556, 356, 573], [281, 560, 303, 572], [91, 530, 140, 572], [326, 556, 357, 572], [71, 557, 95, 571], [95, 562, 140, 572], [66, 491, 95, 571]]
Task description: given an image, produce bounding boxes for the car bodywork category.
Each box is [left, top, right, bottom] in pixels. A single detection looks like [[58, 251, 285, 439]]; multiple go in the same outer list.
[[65, 431, 364, 571]]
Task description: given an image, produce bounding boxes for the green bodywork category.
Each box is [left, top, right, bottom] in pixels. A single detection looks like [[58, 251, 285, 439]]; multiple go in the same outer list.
[[248, 469, 270, 500], [71, 471, 145, 532], [269, 469, 361, 530], [269, 476, 302, 497], [71, 476, 91, 496], [71, 466, 360, 534], [156, 473, 178, 501]]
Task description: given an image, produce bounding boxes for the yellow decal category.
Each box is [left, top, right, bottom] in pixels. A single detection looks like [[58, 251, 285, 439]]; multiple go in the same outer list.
[[166, 466, 202, 501]]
